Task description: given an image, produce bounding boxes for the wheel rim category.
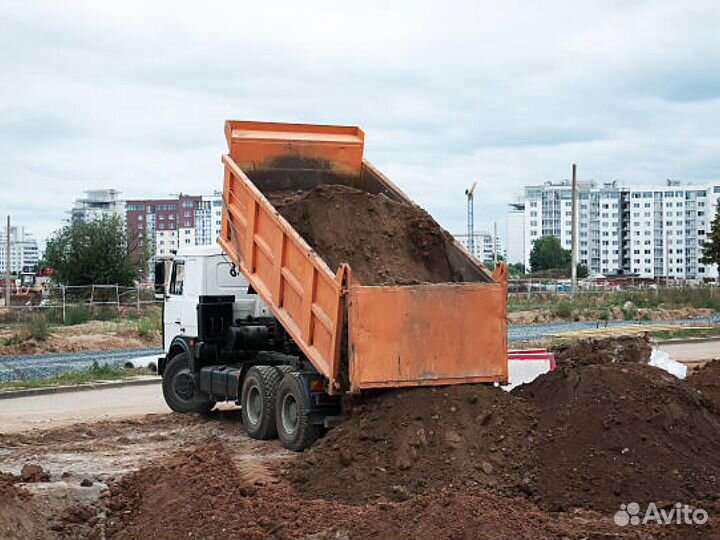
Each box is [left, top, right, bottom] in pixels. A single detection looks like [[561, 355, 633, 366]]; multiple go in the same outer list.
[[281, 393, 299, 435], [246, 385, 262, 425], [173, 371, 194, 400]]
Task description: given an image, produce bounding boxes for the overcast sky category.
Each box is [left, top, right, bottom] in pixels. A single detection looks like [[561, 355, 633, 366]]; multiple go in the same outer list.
[[2, 1, 719, 246]]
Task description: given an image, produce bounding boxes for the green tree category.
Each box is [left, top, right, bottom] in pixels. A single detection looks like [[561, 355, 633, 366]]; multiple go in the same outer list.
[[44, 215, 148, 286], [529, 235, 571, 272], [701, 203, 720, 268]]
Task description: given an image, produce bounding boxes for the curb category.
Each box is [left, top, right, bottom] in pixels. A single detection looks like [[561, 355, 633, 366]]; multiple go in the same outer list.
[[0, 376, 161, 400]]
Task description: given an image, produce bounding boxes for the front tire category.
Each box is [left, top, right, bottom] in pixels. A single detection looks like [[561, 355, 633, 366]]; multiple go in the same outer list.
[[275, 373, 321, 451], [162, 352, 214, 414], [241, 366, 283, 440]]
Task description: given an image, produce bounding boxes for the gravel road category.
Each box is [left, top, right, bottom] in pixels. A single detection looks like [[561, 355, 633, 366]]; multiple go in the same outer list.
[[1, 313, 718, 383], [0, 348, 163, 383]]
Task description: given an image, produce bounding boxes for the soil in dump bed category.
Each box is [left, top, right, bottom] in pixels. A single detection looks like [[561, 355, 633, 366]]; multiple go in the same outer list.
[[267, 184, 457, 286]]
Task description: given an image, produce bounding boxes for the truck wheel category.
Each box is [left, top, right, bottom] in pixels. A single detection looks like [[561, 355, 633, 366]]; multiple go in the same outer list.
[[275, 373, 320, 451], [162, 352, 214, 414], [241, 366, 282, 440]]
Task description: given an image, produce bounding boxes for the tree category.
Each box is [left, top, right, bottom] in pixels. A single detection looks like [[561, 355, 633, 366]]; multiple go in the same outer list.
[[701, 204, 720, 268], [529, 235, 571, 272], [44, 215, 149, 286]]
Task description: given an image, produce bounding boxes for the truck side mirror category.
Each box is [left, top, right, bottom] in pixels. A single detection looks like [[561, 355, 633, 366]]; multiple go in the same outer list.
[[154, 261, 166, 300]]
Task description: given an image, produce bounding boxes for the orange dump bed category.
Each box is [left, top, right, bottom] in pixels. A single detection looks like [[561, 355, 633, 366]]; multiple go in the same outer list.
[[219, 120, 508, 393]]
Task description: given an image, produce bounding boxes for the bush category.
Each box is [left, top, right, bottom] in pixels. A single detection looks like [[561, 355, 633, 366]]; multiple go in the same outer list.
[[94, 305, 119, 321], [552, 302, 574, 319], [27, 315, 49, 341], [136, 311, 161, 337], [64, 305, 90, 326]]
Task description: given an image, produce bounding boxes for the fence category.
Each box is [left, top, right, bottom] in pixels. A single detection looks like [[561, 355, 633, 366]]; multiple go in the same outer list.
[[0, 284, 160, 323]]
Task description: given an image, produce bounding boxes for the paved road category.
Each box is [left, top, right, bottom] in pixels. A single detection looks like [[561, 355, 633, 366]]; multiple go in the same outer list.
[[0, 383, 168, 434], [656, 340, 720, 363]]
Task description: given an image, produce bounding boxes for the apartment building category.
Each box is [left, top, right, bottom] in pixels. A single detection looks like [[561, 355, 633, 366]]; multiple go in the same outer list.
[[454, 230, 502, 263], [0, 226, 40, 274], [509, 180, 720, 279], [70, 189, 125, 224]]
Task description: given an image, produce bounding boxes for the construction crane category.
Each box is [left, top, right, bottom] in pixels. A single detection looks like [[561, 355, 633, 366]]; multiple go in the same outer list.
[[465, 182, 477, 257]]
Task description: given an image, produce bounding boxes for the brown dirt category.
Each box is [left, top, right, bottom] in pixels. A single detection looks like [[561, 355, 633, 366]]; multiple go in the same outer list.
[[268, 184, 456, 285], [19, 464, 49, 483], [0, 320, 160, 356], [507, 307, 715, 324], [515, 362, 720, 512], [288, 384, 537, 504], [688, 360, 720, 408], [551, 333, 653, 368]]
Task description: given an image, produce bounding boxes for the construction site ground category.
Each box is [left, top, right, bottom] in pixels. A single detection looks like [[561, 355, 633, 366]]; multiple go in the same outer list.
[[0, 320, 161, 357], [2, 336, 720, 539]]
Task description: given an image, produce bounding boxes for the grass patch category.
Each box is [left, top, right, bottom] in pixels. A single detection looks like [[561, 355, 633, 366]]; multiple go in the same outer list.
[[649, 326, 720, 341], [0, 365, 154, 391], [64, 305, 91, 326], [27, 314, 49, 340], [136, 310, 161, 337]]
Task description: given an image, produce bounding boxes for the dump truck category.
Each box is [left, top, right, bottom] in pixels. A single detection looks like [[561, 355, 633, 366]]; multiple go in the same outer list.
[[158, 120, 509, 450]]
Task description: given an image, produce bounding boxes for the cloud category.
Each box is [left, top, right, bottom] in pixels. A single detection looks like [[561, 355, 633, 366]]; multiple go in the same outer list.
[[1, 0, 719, 247]]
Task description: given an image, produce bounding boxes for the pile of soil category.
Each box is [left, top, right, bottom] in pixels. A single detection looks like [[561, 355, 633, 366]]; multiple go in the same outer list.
[[288, 384, 537, 503], [268, 185, 456, 285], [515, 363, 720, 512], [688, 360, 720, 408], [551, 333, 652, 368], [99, 442, 350, 540]]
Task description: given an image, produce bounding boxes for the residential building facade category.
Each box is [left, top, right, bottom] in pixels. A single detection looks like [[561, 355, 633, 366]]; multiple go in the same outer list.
[[70, 189, 125, 224], [454, 230, 502, 263], [125, 192, 223, 260], [0, 226, 40, 274], [508, 179, 720, 279]]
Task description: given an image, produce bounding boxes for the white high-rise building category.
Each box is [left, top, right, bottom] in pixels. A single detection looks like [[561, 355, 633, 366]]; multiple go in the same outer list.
[[194, 192, 223, 246], [507, 179, 720, 279], [70, 189, 125, 224], [505, 203, 525, 265], [0, 226, 40, 274], [454, 230, 502, 263]]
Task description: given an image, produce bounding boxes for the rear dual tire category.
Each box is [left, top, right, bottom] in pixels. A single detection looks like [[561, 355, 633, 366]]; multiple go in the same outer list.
[[241, 366, 284, 440], [275, 372, 321, 451], [241, 366, 321, 451]]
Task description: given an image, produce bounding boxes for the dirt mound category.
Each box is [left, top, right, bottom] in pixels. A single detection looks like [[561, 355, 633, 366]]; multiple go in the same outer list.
[[330, 486, 641, 540], [19, 464, 49, 483], [101, 441, 352, 540], [515, 363, 720, 512], [268, 185, 455, 285], [551, 333, 652, 368], [288, 384, 536, 503], [688, 360, 720, 408]]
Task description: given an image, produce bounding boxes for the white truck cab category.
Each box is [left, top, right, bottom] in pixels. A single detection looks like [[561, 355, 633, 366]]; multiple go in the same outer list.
[[162, 245, 271, 350]]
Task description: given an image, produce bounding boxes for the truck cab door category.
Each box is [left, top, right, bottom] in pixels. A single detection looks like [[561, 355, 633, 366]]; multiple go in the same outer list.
[[164, 260, 186, 350]]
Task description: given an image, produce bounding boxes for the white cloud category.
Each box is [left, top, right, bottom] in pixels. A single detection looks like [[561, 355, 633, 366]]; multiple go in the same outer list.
[[1, 0, 719, 245]]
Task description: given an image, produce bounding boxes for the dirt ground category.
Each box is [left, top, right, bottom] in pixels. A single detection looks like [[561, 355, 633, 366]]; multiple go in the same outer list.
[[508, 306, 716, 324], [2, 337, 720, 539], [0, 320, 161, 356]]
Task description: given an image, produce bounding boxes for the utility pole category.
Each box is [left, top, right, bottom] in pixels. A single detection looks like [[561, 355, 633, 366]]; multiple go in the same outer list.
[[5, 216, 11, 307], [571, 164, 578, 294], [493, 221, 498, 265]]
